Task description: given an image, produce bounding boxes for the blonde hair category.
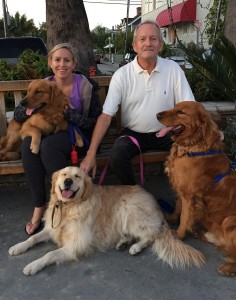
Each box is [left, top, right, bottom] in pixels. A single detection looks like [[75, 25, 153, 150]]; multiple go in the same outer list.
[[132, 20, 163, 43], [48, 43, 78, 66]]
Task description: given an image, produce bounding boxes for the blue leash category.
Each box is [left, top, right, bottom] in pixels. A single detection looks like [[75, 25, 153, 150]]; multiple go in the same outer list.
[[157, 199, 174, 214]]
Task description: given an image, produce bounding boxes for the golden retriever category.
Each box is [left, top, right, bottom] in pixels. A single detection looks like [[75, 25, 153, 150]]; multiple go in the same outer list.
[[156, 101, 236, 276], [0, 79, 70, 160], [8, 166, 205, 275]]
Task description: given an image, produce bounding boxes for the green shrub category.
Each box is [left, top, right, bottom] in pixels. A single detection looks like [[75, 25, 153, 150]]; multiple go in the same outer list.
[[0, 50, 52, 111], [0, 49, 51, 80]]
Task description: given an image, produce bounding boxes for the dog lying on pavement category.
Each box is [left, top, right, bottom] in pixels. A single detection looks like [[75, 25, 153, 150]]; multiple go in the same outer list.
[[9, 166, 205, 275]]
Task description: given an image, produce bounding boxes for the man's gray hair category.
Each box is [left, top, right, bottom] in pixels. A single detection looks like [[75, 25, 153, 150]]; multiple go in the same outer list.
[[132, 20, 164, 43]]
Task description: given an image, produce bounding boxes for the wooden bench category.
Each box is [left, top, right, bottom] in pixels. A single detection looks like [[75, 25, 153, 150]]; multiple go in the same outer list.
[[0, 77, 169, 176]]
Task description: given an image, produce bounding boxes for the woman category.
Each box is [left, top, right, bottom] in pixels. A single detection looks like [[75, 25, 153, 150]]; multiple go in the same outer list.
[[14, 43, 102, 235]]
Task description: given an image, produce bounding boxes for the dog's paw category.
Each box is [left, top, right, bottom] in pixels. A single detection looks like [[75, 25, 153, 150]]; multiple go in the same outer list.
[[30, 143, 39, 154], [129, 244, 142, 255], [9, 242, 27, 256], [23, 260, 42, 276], [175, 228, 186, 240], [218, 263, 236, 277]]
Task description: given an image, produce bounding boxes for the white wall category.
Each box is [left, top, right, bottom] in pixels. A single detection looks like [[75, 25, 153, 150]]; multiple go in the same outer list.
[[141, 0, 213, 49]]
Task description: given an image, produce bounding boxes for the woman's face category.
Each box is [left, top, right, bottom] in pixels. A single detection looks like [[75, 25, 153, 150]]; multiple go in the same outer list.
[[48, 48, 76, 79]]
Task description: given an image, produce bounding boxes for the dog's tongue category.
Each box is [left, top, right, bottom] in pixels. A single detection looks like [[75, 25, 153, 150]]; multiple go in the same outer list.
[[156, 127, 173, 138], [26, 108, 34, 116], [61, 189, 74, 199]]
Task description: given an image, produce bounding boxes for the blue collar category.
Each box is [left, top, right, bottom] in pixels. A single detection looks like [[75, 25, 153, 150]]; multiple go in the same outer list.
[[187, 150, 224, 157], [186, 150, 236, 183]]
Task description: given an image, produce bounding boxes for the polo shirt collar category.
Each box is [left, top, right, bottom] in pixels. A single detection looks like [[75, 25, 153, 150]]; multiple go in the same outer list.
[[132, 56, 162, 74]]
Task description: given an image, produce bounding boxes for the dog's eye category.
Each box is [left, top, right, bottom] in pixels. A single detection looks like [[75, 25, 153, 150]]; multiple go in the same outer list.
[[36, 90, 43, 94], [177, 110, 185, 115], [75, 175, 80, 178]]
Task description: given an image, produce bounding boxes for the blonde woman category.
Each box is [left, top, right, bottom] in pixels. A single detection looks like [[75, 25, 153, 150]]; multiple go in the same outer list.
[[14, 43, 102, 234]]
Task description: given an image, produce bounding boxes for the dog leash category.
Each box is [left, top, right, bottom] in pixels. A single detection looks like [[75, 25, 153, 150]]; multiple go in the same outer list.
[[98, 135, 144, 187], [51, 200, 63, 229]]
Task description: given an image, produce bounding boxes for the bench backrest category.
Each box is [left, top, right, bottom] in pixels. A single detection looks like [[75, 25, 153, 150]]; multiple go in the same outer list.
[[0, 76, 113, 138]]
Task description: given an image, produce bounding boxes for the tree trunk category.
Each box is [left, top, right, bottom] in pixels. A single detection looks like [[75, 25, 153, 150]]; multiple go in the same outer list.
[[46, 0, 96, 75], [224, 0, 236, 46]]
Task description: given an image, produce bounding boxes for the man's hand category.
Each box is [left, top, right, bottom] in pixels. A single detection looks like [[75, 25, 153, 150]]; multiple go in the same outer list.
[[80, 113, 112, 178], [80, 151, 97, 178]]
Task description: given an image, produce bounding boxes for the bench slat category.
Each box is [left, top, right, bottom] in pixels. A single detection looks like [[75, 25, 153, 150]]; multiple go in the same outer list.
[[0, 150, 169, 175], [14, 91, 24, 106], [0, 91, 7, 136]]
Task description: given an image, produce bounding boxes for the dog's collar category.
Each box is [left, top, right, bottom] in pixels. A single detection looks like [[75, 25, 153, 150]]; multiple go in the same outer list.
[[187, 151, 236, 183], [187, 150, 224, 157]]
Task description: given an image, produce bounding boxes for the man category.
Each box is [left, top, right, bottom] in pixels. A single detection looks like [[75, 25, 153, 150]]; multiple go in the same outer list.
[[80, 20, 194, 184]]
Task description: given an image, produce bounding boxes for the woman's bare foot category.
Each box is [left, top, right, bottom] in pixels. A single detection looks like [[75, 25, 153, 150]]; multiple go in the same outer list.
[[25, 206, 46, 235]]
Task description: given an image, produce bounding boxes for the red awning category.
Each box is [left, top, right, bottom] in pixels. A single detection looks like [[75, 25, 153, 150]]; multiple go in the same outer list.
[[156, 0, 196, 27]]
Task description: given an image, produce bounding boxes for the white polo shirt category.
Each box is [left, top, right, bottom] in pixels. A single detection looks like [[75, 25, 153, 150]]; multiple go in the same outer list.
[[103, 56, 195, 133]]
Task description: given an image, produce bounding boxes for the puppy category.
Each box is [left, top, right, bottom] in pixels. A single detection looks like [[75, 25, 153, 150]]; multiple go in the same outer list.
[[0, 79, 70, 160], [9, 166, 205, 275], [157, 101, 236, 276]]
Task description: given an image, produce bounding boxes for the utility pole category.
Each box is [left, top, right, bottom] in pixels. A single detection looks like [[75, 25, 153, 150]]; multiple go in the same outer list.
[[124, 0, 130, 56], [213, 0, 223, 43], [2, 0, 9, 37]]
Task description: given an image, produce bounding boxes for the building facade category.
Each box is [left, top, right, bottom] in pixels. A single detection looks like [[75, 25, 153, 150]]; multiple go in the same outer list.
[[141, 0, 213, 49], [120, 7, 142, 32]]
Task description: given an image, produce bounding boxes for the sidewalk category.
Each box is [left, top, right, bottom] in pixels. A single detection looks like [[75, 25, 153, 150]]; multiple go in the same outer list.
[[0, 171, 235, 300]]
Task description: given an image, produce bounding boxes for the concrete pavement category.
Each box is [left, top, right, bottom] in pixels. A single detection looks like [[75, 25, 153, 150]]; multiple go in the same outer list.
[[0, 170, 235, 300]]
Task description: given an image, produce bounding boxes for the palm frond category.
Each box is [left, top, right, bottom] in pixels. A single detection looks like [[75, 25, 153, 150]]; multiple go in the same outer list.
[[178, 36, 236, 102]]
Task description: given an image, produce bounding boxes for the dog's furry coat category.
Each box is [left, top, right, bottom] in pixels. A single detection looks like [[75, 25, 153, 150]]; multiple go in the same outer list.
[[157, 101, 236, 276], [9, 166, 205, 275], [0, 79, 70, 160]]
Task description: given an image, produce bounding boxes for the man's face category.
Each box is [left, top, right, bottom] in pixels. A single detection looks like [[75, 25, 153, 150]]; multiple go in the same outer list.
[[132, 24, 163, 60]]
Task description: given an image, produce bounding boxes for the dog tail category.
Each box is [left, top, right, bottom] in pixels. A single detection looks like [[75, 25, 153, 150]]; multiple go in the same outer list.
[[152, 223, 205, 269]]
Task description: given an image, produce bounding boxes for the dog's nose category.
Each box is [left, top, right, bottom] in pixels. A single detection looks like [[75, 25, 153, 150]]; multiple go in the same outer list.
[[20, 100, 27, 106], [64, 178, 73, 188], [156, 112, 162, 120]]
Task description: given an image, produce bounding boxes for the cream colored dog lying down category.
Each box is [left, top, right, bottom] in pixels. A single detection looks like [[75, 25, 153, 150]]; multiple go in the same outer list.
[[9, 166, 205, 275]]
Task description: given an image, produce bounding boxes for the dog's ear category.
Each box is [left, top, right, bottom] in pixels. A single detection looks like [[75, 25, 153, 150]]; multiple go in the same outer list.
[[51, 170, 60, 194], [80, 173, 93, 201], [50, 83, 61, 105], [198, 109, 222, 146], [50, 82, 70, 109], [49, 83, 63, 106]]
